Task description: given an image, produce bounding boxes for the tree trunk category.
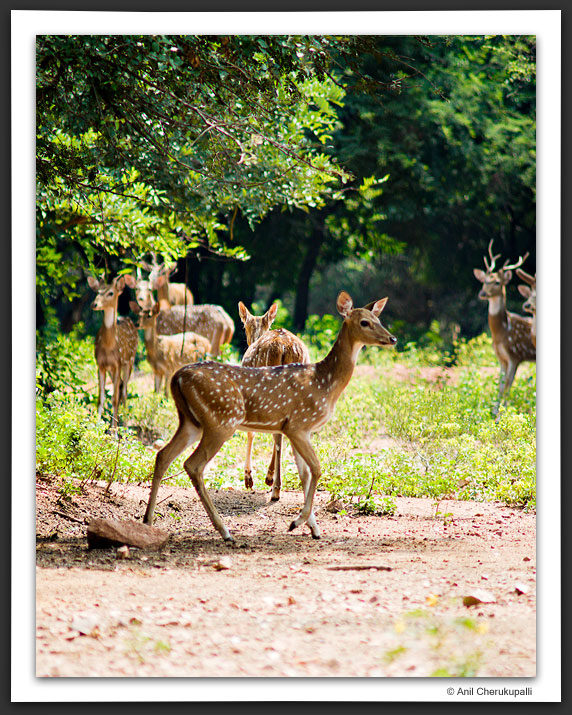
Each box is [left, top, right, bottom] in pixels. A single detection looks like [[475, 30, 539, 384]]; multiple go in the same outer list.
[[293, 219, 326, 331]]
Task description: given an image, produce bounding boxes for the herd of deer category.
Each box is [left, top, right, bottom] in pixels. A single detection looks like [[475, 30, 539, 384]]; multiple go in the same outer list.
[[87, 241, 535, 542]]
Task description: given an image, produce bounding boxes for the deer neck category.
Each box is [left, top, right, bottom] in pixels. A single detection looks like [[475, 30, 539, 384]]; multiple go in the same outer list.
[[157, 282, 171, 311], [98, 305, 118, 347], [143, 324, 158, 363], [317, 322, 362, 401], [487, 289, 508, 337]]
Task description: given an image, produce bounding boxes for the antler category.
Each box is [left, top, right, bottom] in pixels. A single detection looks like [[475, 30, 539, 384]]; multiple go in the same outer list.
[[502, 251, 530, 272], [484, 239, 501, 272], [516, 267, 536, 286]]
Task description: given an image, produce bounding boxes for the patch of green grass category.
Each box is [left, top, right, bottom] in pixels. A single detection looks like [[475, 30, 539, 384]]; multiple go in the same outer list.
[[35, 333, 535, 512]]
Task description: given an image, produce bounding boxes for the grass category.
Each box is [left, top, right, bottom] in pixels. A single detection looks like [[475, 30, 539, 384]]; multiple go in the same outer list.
[[35, 332, 536, 511], [385, 608, 491, 676]]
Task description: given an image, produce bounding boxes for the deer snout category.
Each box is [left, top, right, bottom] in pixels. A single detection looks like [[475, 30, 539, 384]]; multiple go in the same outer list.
[[478, 288, 488, 300]]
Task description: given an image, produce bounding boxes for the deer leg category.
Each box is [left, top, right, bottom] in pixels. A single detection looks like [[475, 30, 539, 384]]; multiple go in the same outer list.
[[144, 420, 201, 524], [184, 429, 236, 542], [97, 368, 107, 416], [493, 360, 508, 416], [268, 434, 282, 500], [289, 444, 320, 538], [286, 433, 321, 536], [111, 368, 122, 427], [154, 372, 162, 393], [503, 360, 519, 399], [120, 363, 131, 406], [244, 432, 254, 490]]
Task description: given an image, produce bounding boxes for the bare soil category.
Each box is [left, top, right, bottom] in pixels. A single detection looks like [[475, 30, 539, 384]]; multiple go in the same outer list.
[[36, 481, 535, 679], [35, 364, 535, 678]]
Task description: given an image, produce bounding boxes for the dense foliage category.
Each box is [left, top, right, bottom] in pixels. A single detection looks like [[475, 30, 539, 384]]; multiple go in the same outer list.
[[35, 35, 536, 514]]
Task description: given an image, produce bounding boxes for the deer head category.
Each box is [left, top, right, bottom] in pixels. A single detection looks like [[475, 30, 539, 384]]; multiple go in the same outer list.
[[338, 292, 396, 347], [473, 239, 529, 300], [238, 302, 279, 345], [88, 275, 126, 311], [516, 268, 536, 315]]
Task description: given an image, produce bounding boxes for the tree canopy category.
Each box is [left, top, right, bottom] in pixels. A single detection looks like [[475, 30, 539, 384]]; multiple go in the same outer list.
[[36, 34, 536, 344]]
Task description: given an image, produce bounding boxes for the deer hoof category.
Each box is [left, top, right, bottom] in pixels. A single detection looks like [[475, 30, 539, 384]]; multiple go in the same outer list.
[[311, 532, 321, 540], [244, 472, 253, 490], [265, 474, 274, 486], [288, 521, 298, 532], [270, 495, 280, 502]]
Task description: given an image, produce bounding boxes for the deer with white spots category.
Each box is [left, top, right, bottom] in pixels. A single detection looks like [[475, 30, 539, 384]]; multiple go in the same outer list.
[[516, 268, 536, 349], [130, 301, 211, 395], [143, 291, 396, 542], [473, 240, 536, 416], [125, 269, 234, 357], [238, 301, 310, 499], [88, 275, 139, 426]]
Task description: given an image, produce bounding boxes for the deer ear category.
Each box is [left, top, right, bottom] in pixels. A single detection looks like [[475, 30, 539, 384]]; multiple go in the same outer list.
[[337, 291, 353, 317], [155, 274, 166, 288], [238, 301, 250, 323], [501, 270, 512, 285], [369, 297, 388, 317], [266, 303, 278, 324], [473, 268, 486, 283], [87, 276, 99, 290], [124, 274, 136, 289], [129, 300, 141, 314], [114, 275, 126, 293], [518, 284, 532, 299]]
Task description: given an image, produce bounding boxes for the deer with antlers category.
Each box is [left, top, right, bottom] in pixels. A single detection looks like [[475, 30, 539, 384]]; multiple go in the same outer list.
[[238, 301, 310, 499], [516, 268, 536, 349], [143, 291, 396, 542], [473, 240, 536, 416], [88, 275, 139, 426]]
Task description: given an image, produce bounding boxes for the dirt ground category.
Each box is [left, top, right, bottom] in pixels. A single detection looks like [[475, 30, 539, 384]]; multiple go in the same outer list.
[[36, 477, 536, 679], [35, 364, 536, 679]]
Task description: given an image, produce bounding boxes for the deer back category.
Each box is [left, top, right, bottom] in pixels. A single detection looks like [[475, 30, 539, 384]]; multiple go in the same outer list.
[[242, 328, 310, 368], [156, 304, 234, 343], [167, 283, 194, 307]]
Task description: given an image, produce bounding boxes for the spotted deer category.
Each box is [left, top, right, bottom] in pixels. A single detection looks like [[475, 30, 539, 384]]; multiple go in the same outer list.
[[130, 302, 211, 395], [516, 268, 536, 349], [125, 270, 234, 357], [238, 301, 310, 499], [143, 291, 397, 542], [473, 240, 536, 416], [88, 275, 139, 426]]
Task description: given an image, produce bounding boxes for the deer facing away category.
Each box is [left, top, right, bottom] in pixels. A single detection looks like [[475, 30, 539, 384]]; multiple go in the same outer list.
[[143, 291, 396, 542], [473, 240, 536, 416], [516, 268, 536, 349], [130, 301, 211, 395], [238, 301, 310, 500], [88, 275, 139, 426]]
